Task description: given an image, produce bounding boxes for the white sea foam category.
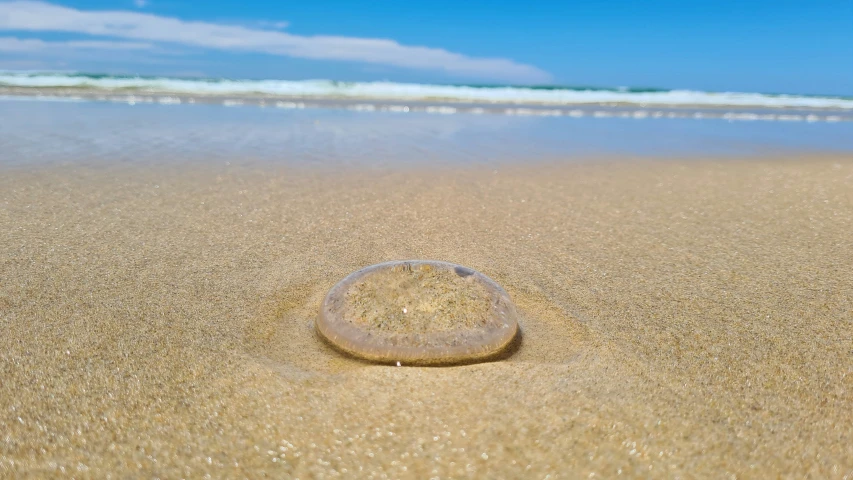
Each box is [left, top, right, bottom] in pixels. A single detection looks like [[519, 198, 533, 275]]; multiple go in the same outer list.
[[1, 72, 852, 110]]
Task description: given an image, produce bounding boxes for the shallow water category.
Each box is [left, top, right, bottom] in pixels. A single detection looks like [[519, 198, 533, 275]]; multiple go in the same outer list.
[[2, 99, 853, 167]]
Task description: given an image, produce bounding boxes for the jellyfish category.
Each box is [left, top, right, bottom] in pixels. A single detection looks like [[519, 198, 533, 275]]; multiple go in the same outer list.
[[317, 260, 519, 365]]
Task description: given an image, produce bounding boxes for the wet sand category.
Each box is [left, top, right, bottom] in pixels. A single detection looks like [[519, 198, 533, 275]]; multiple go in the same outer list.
[[1, 156, 852, 478]]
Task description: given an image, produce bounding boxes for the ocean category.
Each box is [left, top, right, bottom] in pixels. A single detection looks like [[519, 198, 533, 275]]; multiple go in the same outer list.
[[2, 71, 853, 123]]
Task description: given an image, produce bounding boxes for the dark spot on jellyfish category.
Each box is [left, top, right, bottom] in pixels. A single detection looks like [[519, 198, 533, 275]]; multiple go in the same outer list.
[[316, 260, 519, 366], [454, 266, 474, 278]]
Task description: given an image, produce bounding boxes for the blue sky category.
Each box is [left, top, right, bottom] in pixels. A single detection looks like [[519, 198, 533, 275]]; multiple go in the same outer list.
[[0, 0, 851, 94]]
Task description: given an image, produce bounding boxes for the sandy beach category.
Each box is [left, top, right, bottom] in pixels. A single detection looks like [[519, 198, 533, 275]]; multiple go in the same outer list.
[[1, 154, 851, 478]]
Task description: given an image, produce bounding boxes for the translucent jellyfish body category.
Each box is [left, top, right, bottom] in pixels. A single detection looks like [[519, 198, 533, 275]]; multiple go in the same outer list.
[[317, 260, 519, 365]]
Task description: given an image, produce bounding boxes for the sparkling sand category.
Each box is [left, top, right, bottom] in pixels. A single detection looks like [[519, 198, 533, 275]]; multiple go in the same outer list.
[[1, 156, 852, 478]]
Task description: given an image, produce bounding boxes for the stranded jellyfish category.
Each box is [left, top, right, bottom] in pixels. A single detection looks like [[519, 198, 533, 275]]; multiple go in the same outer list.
[[317, 260, 519, 365]]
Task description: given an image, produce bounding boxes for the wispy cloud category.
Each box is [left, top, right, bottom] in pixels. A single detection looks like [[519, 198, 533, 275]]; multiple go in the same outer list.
[[133, 0, 147, 8], [0, 1, 551, 83], [0, 36, 153, 52]]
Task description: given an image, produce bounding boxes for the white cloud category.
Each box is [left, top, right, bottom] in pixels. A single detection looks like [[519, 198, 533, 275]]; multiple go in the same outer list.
[[0, 36, 153, 52], [0, 1, 551, 83]]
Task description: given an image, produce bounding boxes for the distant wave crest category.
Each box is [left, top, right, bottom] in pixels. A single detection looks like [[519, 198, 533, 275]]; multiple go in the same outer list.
[[2, 72, 853, 110]]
